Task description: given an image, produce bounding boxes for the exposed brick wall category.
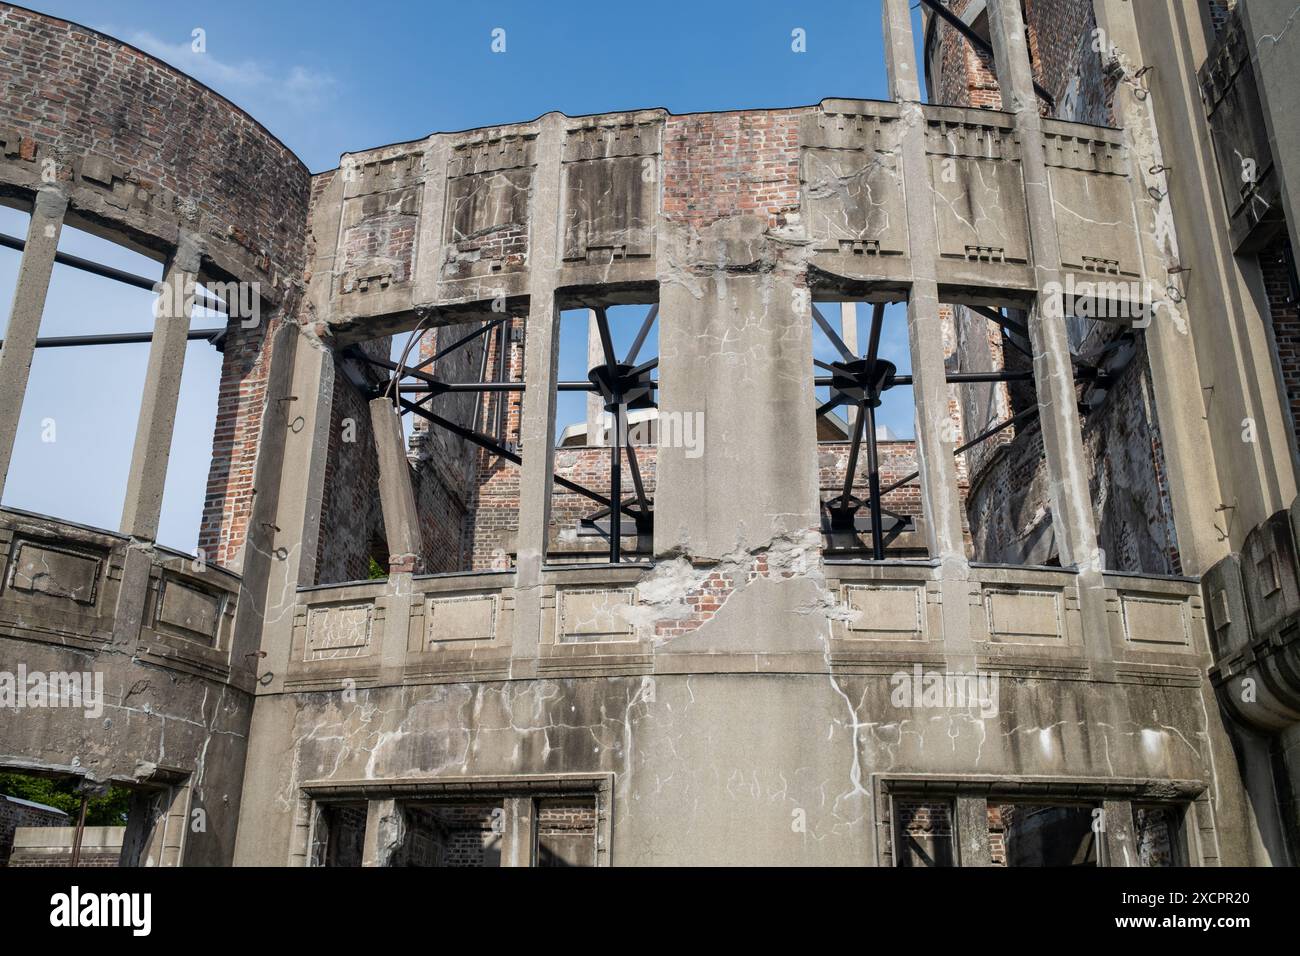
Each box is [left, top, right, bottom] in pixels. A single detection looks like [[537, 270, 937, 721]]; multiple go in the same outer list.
[[0, 796, 66, 866], [662, 109, 804, 230], [928, 0, 1116, 124], [198, 316, 279, 566], [314, 337, 388, 584], [894, 799, 955, 866], [0, 5, 308, 274], [1261, 236, 1300, 454], [0, 6, 311, 568]]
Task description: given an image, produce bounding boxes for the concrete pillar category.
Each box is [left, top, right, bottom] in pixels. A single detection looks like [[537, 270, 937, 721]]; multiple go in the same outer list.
[[500, 796, 535, 867], [586, 309, 605, 445], [120, 232, 201, 540], [510, 113, 565, 673], [1100, 799, 1136, 867], [361, 798, 404, 867], [882, 0, 977, 668], [0, 186, 67, 500], [955, 795, 992, 866], [1088, 0, 1228, 576], [985, 0, 1118, 686], [882, 0, 969, 566], [985, 0, 1102, 573], [368, 396, 423, 573]]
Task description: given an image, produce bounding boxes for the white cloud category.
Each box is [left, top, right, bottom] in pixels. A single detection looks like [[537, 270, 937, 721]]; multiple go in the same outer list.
[[97, 25, 335, 112]]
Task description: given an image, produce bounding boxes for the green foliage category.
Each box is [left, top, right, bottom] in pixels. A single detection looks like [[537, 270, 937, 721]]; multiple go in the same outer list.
[[367, 556, 387, 579], [0, 772, 131, 826]]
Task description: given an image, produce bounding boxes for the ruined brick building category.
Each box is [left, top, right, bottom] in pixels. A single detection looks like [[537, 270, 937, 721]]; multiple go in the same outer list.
[[1, 0, 1298, 865]]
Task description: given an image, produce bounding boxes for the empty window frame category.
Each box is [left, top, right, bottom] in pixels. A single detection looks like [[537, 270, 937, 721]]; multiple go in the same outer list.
[[311, 791, 601, 867], [392, 799, 504, 868], [549, 302, 658, 564], [892, 796, 957, 868], [310, 801, 368, 868], [0, 208, 227, 556], [988, 801, 1099, 867], [812, 298, 927, 560]]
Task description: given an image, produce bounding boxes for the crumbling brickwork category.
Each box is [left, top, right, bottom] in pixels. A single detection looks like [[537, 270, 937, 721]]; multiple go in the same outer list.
[[663, 109, 804, 230]]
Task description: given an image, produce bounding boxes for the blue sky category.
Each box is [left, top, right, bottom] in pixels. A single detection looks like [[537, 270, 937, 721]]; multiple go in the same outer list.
[[1, 1, 924, 554]]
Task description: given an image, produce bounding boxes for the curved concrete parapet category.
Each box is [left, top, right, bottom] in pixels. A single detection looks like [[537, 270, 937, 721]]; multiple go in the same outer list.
[[306, 101, 1145, 346], [0, 509, 248, 865]]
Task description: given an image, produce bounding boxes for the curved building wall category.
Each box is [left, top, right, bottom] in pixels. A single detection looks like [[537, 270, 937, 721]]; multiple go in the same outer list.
[[0, 4, 311, 865]]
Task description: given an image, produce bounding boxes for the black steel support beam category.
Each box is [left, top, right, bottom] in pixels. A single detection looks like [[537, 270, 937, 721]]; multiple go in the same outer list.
[[0, 328, 224, 349], [0, 231, 228, 313]]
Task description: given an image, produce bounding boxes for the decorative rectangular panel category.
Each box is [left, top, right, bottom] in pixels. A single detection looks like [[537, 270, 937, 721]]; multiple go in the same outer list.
[[305, 603, 374, 661], [557, 588, 636, 643], [842, 584, 924, 640], [156, 577, 223, 645], [984, 588, 1062, 643], [1120, 594, 1191, 647], [6, 540, 101, 605], [425, 593, 498, 647]]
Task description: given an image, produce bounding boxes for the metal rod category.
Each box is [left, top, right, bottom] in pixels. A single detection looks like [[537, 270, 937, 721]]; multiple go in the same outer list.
[[864, 402, 885, 560], [625, 435, 649, 513], [610, 404, 623, 562], [918, 0, 1056, 110], [813, 370, 1036, 388], [624, 304, 658, 365], [1, 328, 223, 349], [969, 304, 1029, 339], [398, 382, 522, 393], [816, 394, 845, 417], [877, 405, 1039, 496], [495, 319, 509, 440], [0, 231, 228, 313], [594, 306, 618, 369], [70, 793, 88, 868], [628, 357, 659, 378], [413, 315, 508, 372], [811, 303, 856, 362], [865, 302, 885, 367], [842, 402, 866, 504], [398, 397, 638, 518]]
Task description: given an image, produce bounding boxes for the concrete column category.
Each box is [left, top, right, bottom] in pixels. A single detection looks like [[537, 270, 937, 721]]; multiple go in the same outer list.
[[1088, 0, 1228, 576], [882, 0, 977, 669], [510, 113, 564, 672], [985, 0, 1102, 573], [120, 232, 201, 540], [361, 798, 404, 867], [955, 795, 992, 866], [586, 309, 605, 445], [882, 0, 969, 566], [500, 796, 535, 867], [368, 396, 423, 573], [1099, 799, 1137, 867], [985, 0, 1118, 685], [0, 186, 67, 500]]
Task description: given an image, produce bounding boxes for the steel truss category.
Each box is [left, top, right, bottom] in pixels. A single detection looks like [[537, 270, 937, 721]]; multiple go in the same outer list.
[[357, 305, 659, 565], [812, 302, 1111, 560]]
